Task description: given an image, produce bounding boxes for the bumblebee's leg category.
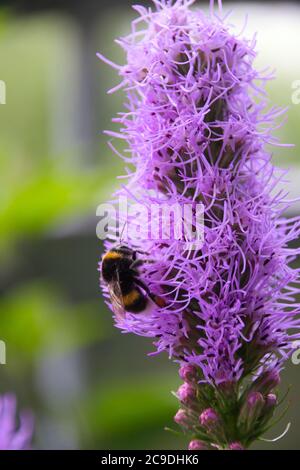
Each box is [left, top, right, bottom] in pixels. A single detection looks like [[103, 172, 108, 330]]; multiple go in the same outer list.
[[132, 248, 155, 258], [132, 248, 148, 255], [130, 258, 155, 272], [129, 259, 144, 270], [134, 277, 151, 294], [134, 278, 166, 308]]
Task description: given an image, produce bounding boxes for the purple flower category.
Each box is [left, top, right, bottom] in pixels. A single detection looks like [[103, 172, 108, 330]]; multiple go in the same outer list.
[[0, 394, 33, 450], [99, 0, 300, 449]]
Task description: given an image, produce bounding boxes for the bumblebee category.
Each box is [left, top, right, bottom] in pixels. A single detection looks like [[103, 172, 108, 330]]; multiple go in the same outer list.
[[101, 245, 165, 318]]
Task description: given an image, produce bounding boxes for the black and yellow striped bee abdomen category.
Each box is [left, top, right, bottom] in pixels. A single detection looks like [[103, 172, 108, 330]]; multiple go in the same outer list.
[[122, 287, 148, 313]]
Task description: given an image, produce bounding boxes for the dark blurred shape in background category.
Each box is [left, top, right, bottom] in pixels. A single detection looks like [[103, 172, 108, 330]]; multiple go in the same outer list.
[[0, 0, 299, 449]]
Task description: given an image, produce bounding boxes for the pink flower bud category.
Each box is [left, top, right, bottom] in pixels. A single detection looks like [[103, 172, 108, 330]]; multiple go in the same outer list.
[[177, 383, 195, 403], [247, 391, 264, 408], [238, 391, 265, 433], [229, 442, 244, 450], [179, 364, 197, 383], [251, 369, 280, 395], [259, 393, 277, 426], [265, 393, 277, 408], [174, 409, 189, 427], [188, 439, 210, 450], [199, 408, 219, 429]]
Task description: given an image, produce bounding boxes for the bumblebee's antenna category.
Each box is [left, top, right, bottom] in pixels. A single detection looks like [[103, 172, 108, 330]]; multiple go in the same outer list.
[[210, 0, 223, 16], [119, 221, 127, 244]]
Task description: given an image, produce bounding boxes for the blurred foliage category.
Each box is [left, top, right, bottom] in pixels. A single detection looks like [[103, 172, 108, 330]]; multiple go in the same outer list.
[[0, 152, 119, 257], [0, 282, 105, 365], [266, 82, 300, 165], [0, 12, 123, 259], [83, 375, 186, 450]]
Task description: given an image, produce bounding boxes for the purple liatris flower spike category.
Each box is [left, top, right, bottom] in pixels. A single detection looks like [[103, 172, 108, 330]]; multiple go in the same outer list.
[[99, 0, 300, 449], [0, 394, 33, 450]]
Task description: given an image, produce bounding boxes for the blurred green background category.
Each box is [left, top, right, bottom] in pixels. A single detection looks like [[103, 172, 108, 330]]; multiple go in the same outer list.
[[0, 0, 299, 450]]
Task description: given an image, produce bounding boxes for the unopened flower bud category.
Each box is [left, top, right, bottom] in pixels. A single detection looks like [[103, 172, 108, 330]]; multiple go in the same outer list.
[[250, 369, 280, 395], [174, 409, 190, 428], [188, 439, 211, 450], [177, 383, 195, 403], [238, 391, 265, 433], [199, 408, 219, 429], [259, 393, 277, 427], [179, 364, 198, 383], [248, 391, 264, 408], [229, 442, 244, 450], [265, 393, 277, 408]]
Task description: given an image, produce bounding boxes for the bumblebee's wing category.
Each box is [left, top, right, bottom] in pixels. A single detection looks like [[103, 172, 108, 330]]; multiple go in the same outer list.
[[108, 275, 126, 320]]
